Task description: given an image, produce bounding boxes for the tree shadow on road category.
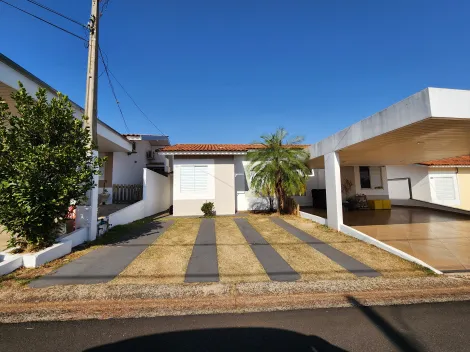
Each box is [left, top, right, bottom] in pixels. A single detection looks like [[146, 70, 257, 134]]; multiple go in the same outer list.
[[85, 327, 347, 352]]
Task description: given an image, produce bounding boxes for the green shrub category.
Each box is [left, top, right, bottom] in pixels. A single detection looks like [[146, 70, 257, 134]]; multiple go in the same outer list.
[[201, 202, 215, 217], [0, 83, 104, 251]]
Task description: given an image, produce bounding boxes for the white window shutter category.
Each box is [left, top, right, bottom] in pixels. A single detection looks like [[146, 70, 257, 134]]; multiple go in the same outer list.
[[434, 177, 456, 201], [180, 165, 208, 193]]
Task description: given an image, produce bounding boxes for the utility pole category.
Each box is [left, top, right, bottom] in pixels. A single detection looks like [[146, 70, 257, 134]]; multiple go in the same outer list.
[[84, 0, 100, 241]]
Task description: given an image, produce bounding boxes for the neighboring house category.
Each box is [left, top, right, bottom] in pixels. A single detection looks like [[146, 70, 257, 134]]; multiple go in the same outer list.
[[0, 53, 171, 207], [99, 134, 171, 204], [387, 155, 470, 210]]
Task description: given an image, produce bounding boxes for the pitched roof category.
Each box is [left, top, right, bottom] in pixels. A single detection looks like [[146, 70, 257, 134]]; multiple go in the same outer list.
[[419, 155, 470, 166], [161, 144, 309, 152]]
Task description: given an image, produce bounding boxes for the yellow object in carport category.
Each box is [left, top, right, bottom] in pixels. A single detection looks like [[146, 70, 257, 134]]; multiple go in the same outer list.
[[368, 200, 383, 210], [382, 199, 391, 209], [368, 199, 392, 210]]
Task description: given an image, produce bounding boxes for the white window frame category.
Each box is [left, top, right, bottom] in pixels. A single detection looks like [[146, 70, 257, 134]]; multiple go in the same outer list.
[[429, 170, 460, 206], [173, 159, 215, 200]]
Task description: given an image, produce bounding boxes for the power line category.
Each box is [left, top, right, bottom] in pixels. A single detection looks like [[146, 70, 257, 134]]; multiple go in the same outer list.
[[25, 0, 86, 28], [98, 47, 130, 133], [0, 0, 87, 41], [108, 68, 166, 136]]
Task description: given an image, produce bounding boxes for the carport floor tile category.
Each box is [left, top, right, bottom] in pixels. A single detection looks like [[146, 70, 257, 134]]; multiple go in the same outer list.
[[409, 240, 466, 271]]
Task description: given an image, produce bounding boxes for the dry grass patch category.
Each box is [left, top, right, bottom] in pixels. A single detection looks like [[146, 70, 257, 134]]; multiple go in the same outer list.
[[283, 217, 431, 278], [248, 217, 355, 280], [113, 218, 200, 285], [215, 218, 269, 283]]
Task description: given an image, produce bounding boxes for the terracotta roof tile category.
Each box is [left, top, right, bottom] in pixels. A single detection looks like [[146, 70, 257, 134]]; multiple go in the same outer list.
[[161, 144, 309, 152], [420, 155, 470, 166]]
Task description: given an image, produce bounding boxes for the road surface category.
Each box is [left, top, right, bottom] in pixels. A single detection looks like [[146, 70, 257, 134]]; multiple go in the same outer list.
[[1, 300, 469, 351]]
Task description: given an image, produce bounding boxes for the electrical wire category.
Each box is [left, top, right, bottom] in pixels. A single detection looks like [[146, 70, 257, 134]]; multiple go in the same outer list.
[[0, 0, 87, 41], [108, 68, 166, 136], [25, 0, 87, 28], [98, 47, 130, 133]]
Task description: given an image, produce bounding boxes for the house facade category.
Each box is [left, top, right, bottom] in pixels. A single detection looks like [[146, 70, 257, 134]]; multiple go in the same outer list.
[[160, 144, 391, 216], [387, 156, 470, 211]]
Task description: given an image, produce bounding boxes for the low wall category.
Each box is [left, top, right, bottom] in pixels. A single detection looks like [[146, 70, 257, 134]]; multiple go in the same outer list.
[[299, 211, 327, 225], [59, 227, 89, 247], [339, 224, 442, 274], [108, 200, 145, 227], [299, 211, 442, 274], [108, 169, 171, 227], [391, 199, 470, 216]]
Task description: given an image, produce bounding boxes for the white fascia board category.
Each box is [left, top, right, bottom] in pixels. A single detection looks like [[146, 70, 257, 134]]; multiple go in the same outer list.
[[309, 88, 433, 159], [0, 56, 131, 152]]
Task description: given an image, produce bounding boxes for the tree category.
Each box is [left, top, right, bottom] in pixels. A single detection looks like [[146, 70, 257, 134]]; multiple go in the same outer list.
[[0, 83, 104, 250], [247, 128, 311, 214]]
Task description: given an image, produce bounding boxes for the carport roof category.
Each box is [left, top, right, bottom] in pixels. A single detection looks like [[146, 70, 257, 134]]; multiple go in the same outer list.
[[308, 88, 470, 168]]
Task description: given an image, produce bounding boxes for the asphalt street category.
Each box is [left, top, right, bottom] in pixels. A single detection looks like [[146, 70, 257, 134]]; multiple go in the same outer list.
[[1, 300, 469, 351]]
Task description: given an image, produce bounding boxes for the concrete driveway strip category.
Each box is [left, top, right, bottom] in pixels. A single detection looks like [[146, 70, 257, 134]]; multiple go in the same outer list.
[[234, 218, 300, 282], [185, 218, 219, 283], [270, 218, 380, 278], [30, 221, 174, 288]]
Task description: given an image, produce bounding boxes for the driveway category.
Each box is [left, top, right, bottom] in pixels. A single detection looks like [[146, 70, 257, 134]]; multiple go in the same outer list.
[[31, 215, 428, 288], [303, 206, 470, 272]]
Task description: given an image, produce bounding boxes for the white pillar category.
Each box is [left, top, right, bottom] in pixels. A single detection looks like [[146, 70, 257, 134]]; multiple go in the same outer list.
[[89, 150, 99, 241], [324, 152, 343, 230]]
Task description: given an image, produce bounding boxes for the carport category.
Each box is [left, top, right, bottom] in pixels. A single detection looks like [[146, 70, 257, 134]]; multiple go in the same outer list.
[[307, 87, 470, 272]]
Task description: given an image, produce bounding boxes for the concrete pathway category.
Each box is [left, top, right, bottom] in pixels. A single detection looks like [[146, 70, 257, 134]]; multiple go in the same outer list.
[[271, 218, 380, 278], [185, 219, 219, 283], [234, 218, 300, 282], [30, 221, 174, 288]]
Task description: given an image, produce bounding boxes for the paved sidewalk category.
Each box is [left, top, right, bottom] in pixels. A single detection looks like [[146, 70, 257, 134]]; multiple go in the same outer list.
[[30, 221, 174, 288]]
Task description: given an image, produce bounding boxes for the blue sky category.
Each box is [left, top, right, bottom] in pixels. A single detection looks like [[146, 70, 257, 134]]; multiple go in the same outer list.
[[1, 0, 470, 144]]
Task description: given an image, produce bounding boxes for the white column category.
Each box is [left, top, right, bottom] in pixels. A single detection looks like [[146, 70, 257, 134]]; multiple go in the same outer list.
[[324, 152, 343, 230], [89, 150, 99, 241]]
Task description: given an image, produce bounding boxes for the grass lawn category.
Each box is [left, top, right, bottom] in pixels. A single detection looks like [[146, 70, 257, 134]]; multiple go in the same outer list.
[[111, 214, 430, 285], [0, 213, 431, 290]]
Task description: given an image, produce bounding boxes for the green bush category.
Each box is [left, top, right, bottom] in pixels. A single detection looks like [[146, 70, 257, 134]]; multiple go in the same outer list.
[[201, 202, 215, 217], [0, 83, 104, 251]]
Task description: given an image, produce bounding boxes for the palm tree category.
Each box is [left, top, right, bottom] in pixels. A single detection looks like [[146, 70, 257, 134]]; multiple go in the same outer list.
[[247, 128, 310, 214]]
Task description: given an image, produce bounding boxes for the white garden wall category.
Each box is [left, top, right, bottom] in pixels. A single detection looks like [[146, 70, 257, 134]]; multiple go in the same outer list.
[[108, 168, 171, 227], [144, 168, 171, 216]]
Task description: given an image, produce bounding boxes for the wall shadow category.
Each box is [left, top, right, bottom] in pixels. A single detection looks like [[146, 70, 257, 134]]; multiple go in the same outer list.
[[85, 327, 347, 352]]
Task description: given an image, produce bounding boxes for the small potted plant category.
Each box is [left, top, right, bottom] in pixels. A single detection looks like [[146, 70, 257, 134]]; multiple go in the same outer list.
[[201, 201, 215, 217]]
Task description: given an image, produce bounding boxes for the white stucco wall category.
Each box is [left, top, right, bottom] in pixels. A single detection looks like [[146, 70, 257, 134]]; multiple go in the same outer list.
[[386, 165, 432, 202], [172, 157, 235, 216], [112, 141, 150, 185], [143, 168, 171, 216]]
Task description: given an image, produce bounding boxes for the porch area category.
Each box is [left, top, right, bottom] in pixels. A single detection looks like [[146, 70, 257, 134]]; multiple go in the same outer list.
[[302, 206, 470, 272]]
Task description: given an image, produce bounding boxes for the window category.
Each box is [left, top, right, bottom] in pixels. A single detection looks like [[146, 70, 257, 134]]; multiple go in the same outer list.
[[359, 166, 371, 189], [359, 166, 383, 189], [180, 165, 208, 193]]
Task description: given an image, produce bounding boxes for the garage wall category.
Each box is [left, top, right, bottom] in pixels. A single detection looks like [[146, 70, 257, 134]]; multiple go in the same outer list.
[[387, 165, 432, 202]]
